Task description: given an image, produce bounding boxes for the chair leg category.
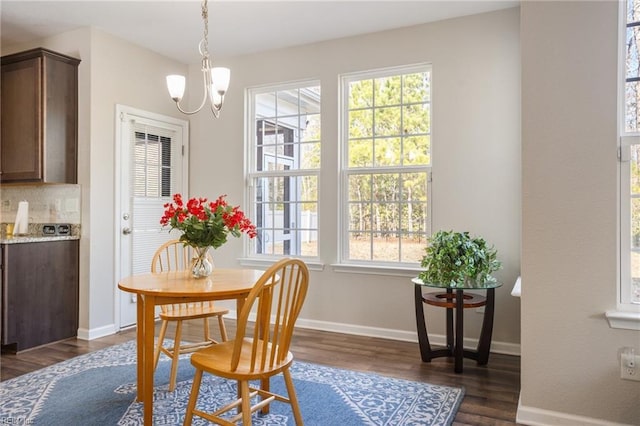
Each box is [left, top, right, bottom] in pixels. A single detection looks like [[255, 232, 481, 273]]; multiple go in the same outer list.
[[240, 380, 252, 426], [283, 369, 303, 425], [203, 317, 210, 342], [260, 378, 270, 414], [184, 368, 203, 426], [154, 320, 169, 369], [218, 315, 228, 342], [168, 320, 183, 392]]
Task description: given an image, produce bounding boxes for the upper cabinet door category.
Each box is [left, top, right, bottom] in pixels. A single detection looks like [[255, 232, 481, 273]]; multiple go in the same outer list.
[[0, 48, 80, 184], [1, 56, 42, 182]]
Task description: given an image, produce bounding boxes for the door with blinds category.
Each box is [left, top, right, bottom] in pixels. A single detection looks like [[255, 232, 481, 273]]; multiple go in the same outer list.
[[116, 105, 188, 328]]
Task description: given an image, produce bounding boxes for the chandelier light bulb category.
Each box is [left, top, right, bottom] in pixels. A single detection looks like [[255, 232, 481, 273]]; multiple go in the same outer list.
[[166, 75, 186, 101]]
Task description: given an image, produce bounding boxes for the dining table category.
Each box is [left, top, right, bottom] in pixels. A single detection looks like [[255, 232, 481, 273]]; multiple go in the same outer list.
[[118, 268, 265, 425]]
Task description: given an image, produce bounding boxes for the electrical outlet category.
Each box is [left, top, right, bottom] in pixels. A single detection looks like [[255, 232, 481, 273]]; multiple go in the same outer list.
[[621, 347, 640, 381]]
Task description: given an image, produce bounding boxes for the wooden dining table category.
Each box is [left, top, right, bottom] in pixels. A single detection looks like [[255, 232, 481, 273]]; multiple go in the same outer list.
[[118, 268, 264, 425]]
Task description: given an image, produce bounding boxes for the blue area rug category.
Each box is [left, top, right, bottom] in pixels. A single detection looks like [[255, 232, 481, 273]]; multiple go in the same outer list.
[[0, 340, 464, 425]]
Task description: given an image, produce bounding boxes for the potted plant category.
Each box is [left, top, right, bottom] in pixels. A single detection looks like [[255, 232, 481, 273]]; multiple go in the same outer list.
[[418, 230, 501, 287]]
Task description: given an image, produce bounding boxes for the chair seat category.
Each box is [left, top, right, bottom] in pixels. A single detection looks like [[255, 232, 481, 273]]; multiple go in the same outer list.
[[159, 306, 229, 321], [190, 338, 294, 379]]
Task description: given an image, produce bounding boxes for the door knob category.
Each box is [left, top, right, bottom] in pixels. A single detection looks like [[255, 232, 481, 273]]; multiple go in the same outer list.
[[122, 227, 132, 235]]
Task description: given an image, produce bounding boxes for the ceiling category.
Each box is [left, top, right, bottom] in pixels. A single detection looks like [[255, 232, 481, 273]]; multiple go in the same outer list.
[[1, 1, 519, 64]]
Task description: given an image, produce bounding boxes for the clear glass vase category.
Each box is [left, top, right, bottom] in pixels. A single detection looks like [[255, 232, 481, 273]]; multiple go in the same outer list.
[[191, 246, 214, 278]]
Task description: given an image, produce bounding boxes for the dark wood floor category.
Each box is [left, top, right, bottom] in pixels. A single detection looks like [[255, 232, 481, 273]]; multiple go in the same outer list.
[[1, 320, 521, 425]]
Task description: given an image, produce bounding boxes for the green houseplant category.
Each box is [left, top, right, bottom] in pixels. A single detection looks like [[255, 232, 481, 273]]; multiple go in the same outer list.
[[419, 230, 501, 287]]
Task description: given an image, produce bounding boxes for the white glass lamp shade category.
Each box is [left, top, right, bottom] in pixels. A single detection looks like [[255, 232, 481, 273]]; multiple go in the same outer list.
[[209, 89, 223, 109], [166, 75, 186, 101], [211, 67, 230, 94]]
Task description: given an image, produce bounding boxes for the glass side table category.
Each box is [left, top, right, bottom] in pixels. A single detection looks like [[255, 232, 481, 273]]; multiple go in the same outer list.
[[412, 277, 503, 373]]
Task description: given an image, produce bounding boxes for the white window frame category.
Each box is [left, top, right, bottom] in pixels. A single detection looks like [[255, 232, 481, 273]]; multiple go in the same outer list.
[[608, 0, 640, 329], [336, 64, 432, 274], [242, 80, 322, 269]]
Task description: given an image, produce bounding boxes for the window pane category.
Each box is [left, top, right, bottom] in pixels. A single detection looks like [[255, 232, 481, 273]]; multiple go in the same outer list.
[[625, 81, 640, 133], [372, 174, 400, 202], [349, 232, 371, 260], [349, 80, 373, 109], [302, 113, 321, 143], [349, 139, 374, 167], [627, 26, 640, 79], [374, 106, 401, 136], [401, 234, 427, 263], [349, 109, 373, 138], [375, 75, 402, 106], [349, 174, 372, 201], [403, 103, 430, 134], [631, 251, 640, 303], [403, 136, 431, 166], [403, 72, 431, 103], [374, 138, 401, 166]]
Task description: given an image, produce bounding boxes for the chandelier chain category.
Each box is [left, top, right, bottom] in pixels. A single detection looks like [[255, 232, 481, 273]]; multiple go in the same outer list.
[[201, 0, 209, 58]]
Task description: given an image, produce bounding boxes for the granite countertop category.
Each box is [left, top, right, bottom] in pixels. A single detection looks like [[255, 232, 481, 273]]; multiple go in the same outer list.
[[0, 234, 80, 244]]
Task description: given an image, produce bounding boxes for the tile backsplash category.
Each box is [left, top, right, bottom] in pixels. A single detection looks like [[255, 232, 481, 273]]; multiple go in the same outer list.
[[0, 184, 81, 224]]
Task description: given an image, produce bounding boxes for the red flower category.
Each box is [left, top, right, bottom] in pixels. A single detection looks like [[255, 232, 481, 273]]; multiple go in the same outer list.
[[160, 193, 256, 249]]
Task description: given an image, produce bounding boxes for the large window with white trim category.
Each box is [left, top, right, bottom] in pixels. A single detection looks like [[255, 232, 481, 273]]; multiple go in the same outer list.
[[247, 82, 321, 258], [340, 65, 431, 265], [621, 0, 640, 306]]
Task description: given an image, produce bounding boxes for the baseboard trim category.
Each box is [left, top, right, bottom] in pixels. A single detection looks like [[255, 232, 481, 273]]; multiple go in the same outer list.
[[80, 315, 521, 356], [77, 324, 117, 341], [233, 313, 520, 356], [294, 317, 520, 356], [516, 396, 632, 426]]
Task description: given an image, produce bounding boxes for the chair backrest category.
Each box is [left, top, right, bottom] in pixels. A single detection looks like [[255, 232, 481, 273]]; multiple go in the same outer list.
[[231, 258, 309, 372], [150, 240, 215, 314], [151, 239, 212, 273]]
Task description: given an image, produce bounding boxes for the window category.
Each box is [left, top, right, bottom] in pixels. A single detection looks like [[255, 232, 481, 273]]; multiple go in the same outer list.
[[619, 0, 640, 314], [247, 82, 321, 258], [133, 128, 174, 198], [341, 65, 431, 265]]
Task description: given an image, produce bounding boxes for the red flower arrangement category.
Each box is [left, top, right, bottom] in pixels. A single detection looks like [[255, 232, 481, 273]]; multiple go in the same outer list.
[[160, 193, 257, 249]]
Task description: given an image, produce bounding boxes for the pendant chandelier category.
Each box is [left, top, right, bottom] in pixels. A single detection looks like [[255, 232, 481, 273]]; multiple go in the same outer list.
[[166, 0, 230, 117]]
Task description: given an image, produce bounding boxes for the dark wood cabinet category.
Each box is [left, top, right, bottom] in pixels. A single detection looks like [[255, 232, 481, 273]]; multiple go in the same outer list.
[[1, 240, 79, 352], [0, 48, 80, 183]]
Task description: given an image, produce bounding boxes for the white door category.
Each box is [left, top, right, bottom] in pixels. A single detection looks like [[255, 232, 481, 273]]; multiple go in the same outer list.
[[115, 105, 188, 328]]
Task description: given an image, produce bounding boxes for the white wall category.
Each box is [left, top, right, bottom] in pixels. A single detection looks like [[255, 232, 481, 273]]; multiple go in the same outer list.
[[190, 8, 522, 348], [521, 2, 640, 424]]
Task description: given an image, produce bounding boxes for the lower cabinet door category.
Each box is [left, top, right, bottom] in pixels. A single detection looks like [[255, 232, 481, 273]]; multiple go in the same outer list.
[[1, 240, 79, 352]]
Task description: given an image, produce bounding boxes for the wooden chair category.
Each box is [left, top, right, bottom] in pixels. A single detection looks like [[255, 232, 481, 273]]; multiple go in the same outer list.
[[184, 258, 309, 426], [150, 239, 229, 392]]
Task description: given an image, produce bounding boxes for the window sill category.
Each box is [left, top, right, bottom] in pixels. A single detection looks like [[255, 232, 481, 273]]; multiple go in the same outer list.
[[238, 257, 325, 272], [330, 263, 422, 277], [605, 309, 640, 330]]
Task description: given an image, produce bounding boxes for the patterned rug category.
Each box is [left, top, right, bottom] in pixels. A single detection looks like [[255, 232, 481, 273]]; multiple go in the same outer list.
[[0, 340, 464, 425]]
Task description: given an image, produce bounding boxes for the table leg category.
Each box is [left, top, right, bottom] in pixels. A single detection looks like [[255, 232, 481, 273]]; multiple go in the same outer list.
[[476, 288, 495, 365], [454, 290, 464, 373], [136, 294, 144, 401], [446, 289, 453, 353], [414, 284, 433, 362], [143, 295, 156, 425]]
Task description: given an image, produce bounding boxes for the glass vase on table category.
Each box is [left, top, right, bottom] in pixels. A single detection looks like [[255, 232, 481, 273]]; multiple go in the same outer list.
[[191, 246, 214, 278]]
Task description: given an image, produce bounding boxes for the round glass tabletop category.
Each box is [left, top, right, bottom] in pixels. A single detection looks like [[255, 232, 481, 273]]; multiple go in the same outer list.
[[412, 277, 503, 290]]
